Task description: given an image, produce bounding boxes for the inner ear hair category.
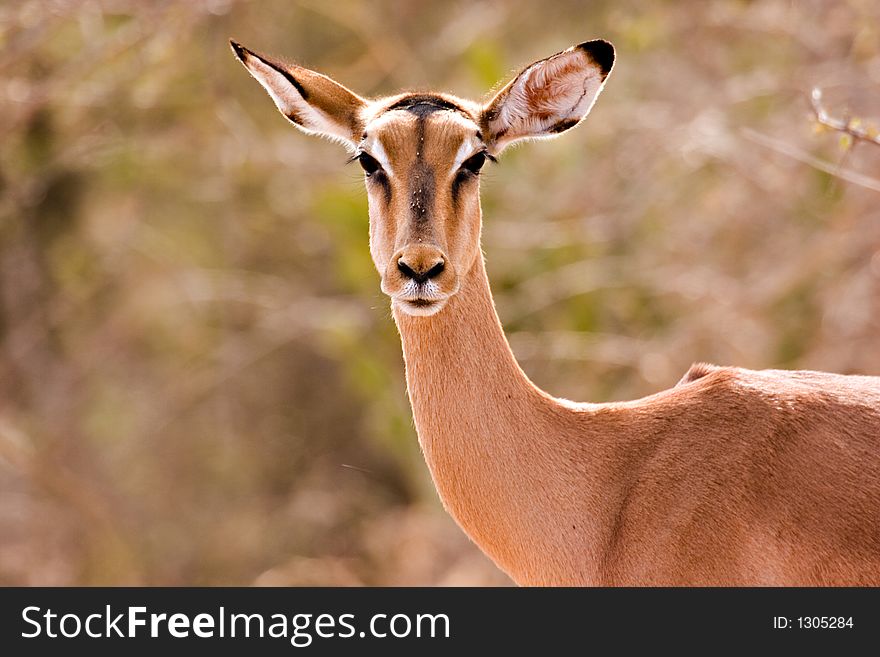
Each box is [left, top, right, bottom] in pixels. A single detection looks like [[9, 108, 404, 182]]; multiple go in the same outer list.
[[481, 39, 615, 152]]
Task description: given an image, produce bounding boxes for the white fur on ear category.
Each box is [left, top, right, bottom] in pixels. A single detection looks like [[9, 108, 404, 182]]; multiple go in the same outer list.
[[231, 40, 366, 148], [482, 40, 615, 153]]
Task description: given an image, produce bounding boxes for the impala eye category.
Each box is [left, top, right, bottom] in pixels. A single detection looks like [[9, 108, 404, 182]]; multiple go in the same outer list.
[[461, 151, 487, 175], [357, 152, 382, 175]]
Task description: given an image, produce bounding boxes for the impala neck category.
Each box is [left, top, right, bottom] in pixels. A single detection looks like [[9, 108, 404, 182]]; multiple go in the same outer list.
[[392, 255, 608, 584]]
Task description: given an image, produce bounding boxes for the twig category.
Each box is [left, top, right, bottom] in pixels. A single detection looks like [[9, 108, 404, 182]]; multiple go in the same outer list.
[[810, 88, 880, 148], [742, 127, 880, 194]]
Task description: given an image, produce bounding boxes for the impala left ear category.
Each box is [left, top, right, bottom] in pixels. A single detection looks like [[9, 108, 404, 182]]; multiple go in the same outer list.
[[230, 40, 368, 149], [481, 40, 615, 154]]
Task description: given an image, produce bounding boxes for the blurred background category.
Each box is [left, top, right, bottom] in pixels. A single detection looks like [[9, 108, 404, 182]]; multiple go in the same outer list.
[[1, 0, 879, 586]]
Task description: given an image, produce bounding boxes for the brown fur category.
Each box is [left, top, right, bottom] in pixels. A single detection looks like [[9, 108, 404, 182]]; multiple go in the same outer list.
[[233, 40, 880, 586], [398, 261, 880, 585], [677, 361, 719, 385]]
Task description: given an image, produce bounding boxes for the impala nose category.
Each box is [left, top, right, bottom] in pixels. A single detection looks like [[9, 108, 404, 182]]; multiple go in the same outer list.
[[396, 247, 446, 284]]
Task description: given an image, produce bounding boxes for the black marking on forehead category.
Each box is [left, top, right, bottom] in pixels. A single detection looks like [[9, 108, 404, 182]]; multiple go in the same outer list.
[[409, 160, 435, 226], [416, 113, 427, 156], [383, 94, 470, 118]]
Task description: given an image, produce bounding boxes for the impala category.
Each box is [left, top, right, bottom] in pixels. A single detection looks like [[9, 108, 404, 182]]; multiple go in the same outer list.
[[231, 38, 880, 585]]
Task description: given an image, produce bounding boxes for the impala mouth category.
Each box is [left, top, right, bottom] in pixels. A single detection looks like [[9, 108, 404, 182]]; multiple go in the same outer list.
[[385, 274, 458, 317], [394, 296, 448, 317]]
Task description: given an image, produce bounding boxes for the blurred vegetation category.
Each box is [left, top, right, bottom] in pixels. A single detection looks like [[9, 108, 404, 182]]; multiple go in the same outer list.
[[1, 0, 879, 585]]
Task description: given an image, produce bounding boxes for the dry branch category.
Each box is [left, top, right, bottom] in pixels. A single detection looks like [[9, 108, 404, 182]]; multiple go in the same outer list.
[[810, 88, 880, 148], [742, 127, 880, 194]]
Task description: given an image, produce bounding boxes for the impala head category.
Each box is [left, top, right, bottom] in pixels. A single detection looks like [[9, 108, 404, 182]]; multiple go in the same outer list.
[[231, 39, 614, 316]]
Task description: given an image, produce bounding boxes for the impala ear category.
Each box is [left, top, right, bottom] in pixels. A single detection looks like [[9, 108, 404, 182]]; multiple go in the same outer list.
[[481, 40, 614, 154], [230, 40, 368, 149]]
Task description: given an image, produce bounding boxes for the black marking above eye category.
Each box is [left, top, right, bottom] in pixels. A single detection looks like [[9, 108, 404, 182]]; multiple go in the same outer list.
[[357, 152, 382, 175], [460, 151, 486, 175]]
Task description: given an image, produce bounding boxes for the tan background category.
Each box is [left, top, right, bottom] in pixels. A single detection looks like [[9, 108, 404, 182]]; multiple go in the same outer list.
[[1, 0, 879, 585]]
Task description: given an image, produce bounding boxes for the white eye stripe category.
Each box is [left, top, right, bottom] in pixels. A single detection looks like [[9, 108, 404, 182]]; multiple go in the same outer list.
[[453, 139, 481, 171], [360, 113, 397, 175], [370, 140, 393, 175]]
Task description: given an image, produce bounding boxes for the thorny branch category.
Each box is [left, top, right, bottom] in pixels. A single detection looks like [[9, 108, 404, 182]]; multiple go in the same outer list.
[[810, 88, 880, 148]]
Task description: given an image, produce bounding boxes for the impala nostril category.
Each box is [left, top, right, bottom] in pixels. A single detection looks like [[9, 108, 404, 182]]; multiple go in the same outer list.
[[397, 257, 445, 285], [397, 259, 418, 281], [425, 260, 445, 279]]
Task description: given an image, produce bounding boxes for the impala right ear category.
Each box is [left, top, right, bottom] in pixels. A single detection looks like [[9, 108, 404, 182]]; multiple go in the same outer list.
[[230, 40, 368, 150], [481, 40, 615, 154]]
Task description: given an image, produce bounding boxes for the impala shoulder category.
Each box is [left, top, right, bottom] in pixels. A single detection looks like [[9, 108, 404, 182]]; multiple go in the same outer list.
[[676, 362, 727, 386], [675, 362, 768, 401]]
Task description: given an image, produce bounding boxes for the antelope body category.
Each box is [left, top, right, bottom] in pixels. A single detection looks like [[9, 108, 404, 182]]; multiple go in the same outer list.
[[232, 38, 880, 585]]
